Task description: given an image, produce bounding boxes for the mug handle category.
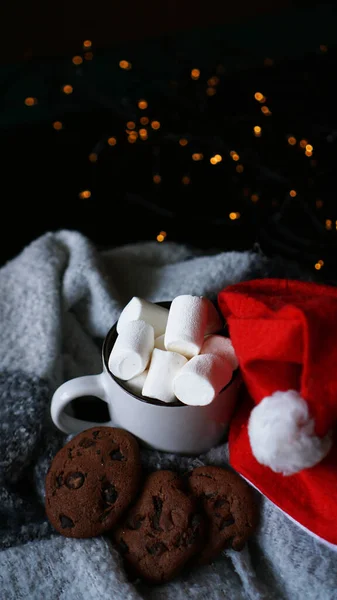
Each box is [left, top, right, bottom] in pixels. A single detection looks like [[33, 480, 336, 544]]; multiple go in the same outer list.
[[50, 373, 112, 434]]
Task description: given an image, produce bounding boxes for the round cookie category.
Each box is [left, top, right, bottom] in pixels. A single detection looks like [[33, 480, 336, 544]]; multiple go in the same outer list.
[[45, 426, 141, 538], [187, 465, 258, 563], [114, 470, 205, 584]]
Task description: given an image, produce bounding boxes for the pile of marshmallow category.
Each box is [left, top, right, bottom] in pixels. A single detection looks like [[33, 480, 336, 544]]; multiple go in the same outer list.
[[108, 295, 238, 406]]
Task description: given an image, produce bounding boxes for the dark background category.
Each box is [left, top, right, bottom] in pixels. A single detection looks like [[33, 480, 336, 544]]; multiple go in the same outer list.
[[1, 1, 337, 281]]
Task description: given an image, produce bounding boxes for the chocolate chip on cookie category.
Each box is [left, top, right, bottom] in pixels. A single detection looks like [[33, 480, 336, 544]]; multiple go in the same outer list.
[[187, 465, 258, 563], [114, 470, 205, 584], [45, 426, 141, 538]]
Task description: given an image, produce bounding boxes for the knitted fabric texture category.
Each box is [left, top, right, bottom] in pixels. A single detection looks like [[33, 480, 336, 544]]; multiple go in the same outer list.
[[0, 230, 335, 600]]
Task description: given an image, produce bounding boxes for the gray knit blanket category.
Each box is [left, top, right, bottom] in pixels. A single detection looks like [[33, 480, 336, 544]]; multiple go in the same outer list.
[[0, 230, 336, 600]]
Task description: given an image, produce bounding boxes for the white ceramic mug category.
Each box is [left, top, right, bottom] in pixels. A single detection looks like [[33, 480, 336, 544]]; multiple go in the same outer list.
[[51, 302, 241, 455]]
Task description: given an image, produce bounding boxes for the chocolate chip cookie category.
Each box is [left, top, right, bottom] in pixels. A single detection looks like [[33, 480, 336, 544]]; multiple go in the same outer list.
[[187, 465, 258, 563], [114, 470, 205, 584], [45, 426, 141, 538]]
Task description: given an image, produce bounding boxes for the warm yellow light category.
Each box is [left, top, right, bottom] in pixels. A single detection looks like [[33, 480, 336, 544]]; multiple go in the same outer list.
[[88, 153, 98, 162], [305, 144, 313, 152], [138, 99, 148, 110], [289, 190, 297, 197], [314, 262, 322, 270], [151, 120, 160, 130], [236, 164, 244, 173], [79, 190, 91, 199], [208, 76, 219, 86], [299, 139, 308, 148], [53, 121, 63, 130], [182, 176, 191, 185], [72, 55, 83, 65], [326, 219, 332, 230], [320, 44, 328, 53], [83, 40, 92, 48], [84, 52, 93, 61], [179, 138, 188, 146], [62, 84, 73, 94], [206, 87, 216, 96], [139, 128, 148, 140], [24, 97, 37, 106], [288, 136, 297, 146], [159, 230, 167, 237], [254, 125, 262, 136], [305, 149, 313, 157], [192, 153, 203, 161], [261, 106, 271, 115], [140, 116, 149, 125], [107, 137, 117, 146], [229, 212, 240, 220], [254, 92, 265, 102], [230, 151, 240, 161], [251, 194, 259, 202], [127, 121, 136, 130], [315, 199, 323, 208], [191, 68, 200, 80], [119, 60, 131, 70], [128, 131, 138, 142], [318, 259, 324, 266], [214, 154, 222, 162], [157, 234, 165, 242]]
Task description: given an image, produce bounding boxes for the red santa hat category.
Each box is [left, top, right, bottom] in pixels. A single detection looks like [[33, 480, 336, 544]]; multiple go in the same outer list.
[[218, 278, 337, 548]]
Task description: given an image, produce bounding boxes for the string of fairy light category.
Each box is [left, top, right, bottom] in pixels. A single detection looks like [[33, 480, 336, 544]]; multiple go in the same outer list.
[[22, 39, 336, 270]]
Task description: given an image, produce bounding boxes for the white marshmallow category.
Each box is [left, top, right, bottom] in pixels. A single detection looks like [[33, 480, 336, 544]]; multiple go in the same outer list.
[[108, 320, 154, 380], [142, 348, 187, 403], [124, 370, 148, 395], [203, 297, 223, 335], [173, 353, 232, 406], [200, 335, 239, 370], [164, 295, 208, 358], [117, 297, 168, 338], [154, 334, 166, 350]]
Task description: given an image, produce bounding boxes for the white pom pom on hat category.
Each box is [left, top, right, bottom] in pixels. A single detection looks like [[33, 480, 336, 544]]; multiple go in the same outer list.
[[248, 390, 333, 476]]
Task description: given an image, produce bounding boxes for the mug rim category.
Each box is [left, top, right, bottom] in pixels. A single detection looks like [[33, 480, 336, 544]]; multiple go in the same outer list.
[[102, 300, 239, 408]]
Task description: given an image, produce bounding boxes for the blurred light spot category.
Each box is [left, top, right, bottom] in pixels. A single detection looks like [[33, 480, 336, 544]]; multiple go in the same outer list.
[[290, 190, 297, 197], [153, 175, 161, 184], [119, 60, 132, 70], [25, 97, 37, 106], [138, 99, 148, 109], [151, 120, 160, 130], [191, 68, 200, 80], [72, 56, 83, 65], [53, 121, 63, 130], [179, 138, 188, 146], [254, 92, 265, 102], [288, 136, 297, 145], [108, 137, 117, 145], [62, 85, 73, 94], [89, 153, 98, 162], [254, 125, 262, 136], [79, 190, 91, 199]]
